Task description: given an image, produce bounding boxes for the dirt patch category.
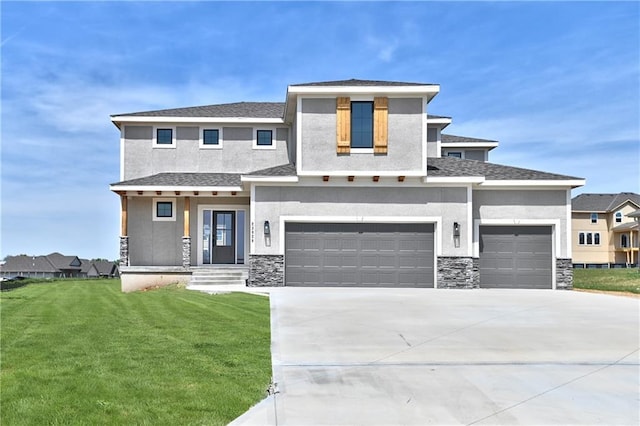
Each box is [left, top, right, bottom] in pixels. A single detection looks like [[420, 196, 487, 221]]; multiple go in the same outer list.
[[573, 288, 640, 299]]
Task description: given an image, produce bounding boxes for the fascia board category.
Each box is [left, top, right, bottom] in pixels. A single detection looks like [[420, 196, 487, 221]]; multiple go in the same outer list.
[[297, 170, 426, 177], [287, 85, 440, 96], [426, 118, 452, 125], [240, 176, 299, 183], [110, 116, 285, 125], [478, 179, 586, 188], [441, 142, 499, 149], [110, 185, 245, 192], [423, 176, 485, 184]]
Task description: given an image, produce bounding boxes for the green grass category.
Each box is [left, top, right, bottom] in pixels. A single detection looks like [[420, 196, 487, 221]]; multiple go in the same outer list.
[[573, 268, 640, 294], [0, 280, 272, 425]]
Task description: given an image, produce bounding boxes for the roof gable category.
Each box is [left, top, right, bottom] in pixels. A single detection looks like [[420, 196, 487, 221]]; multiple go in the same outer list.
[[572, 193, 640, 212]]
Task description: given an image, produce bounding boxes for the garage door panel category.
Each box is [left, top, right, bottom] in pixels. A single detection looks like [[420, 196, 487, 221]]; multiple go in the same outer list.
[[480, 226, 552, 289], [285, 223, 434, 287]]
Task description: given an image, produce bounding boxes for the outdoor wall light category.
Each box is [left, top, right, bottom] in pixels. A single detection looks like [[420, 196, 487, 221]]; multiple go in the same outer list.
[[453, 222, 460, 237], [264, 220, 271, 236]]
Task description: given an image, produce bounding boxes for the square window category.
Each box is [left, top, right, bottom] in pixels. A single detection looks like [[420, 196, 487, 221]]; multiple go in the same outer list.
[[157, 129, 173, 145], [590, 213, 598, 224], [351, 101, 373, 148], [156, 201, 172, 218], [203, 129, 219, 145], [257, 130, 272, 146]]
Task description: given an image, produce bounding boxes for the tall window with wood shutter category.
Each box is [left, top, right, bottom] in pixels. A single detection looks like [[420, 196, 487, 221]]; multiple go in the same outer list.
[[373, 97, 388, 154], [336, 97, 351, 154], [335, 96, 389, 154]]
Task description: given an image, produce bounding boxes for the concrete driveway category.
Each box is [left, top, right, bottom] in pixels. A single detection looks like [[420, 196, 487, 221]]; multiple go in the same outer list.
[[232, 288, 639, 425]]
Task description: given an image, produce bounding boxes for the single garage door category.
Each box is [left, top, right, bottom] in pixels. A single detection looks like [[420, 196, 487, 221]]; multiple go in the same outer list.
[[479, 225, 552, 289], [285, 222, 434, 287]]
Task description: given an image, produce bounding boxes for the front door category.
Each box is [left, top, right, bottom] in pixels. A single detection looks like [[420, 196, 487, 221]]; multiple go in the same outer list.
[[212, 211, 235, 264]]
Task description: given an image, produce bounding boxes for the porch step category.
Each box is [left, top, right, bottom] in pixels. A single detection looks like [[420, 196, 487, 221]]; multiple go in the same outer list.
[[187, 268, 249, 288]]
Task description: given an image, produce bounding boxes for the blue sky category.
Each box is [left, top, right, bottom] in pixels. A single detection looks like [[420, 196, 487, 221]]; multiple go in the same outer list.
[[1, 1, 638, 260]]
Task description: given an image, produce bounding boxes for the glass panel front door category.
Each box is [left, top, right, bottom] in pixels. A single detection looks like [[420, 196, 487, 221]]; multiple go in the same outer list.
[[202, 210, 243, 264]]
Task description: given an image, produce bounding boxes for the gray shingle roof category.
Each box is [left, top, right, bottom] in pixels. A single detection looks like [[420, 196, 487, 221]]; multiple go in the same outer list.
[[612, 222, 639, 232], [112, 102, 285, 119], [112, 173, 242, 187], [572, 193, 640, 212], [441, 134, 498, 144], [290, 78, 434, 87], [246, 163, 297, 177], [427, 157, 582, 181], [0, 255, 58, 274]]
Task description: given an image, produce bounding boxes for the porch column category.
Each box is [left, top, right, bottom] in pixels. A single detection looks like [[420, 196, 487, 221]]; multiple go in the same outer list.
[[182, 197, 191, 269], [119, 195, 129, 266]]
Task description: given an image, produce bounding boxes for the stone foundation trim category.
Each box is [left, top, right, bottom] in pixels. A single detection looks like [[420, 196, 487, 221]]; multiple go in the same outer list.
[[249, 255, 284, 287], [555, 258, 573, 290], [119, 236, 129, 267], [182, 236, 191, 269], [437, 256, 479, 289]]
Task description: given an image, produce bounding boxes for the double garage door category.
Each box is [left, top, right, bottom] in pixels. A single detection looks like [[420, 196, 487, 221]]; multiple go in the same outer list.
[[479, 226, 552, 289], [285, 223, 434, 287]]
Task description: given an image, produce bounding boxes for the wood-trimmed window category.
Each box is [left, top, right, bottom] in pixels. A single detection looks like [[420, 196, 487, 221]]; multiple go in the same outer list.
[[336, 96, 388, 154]]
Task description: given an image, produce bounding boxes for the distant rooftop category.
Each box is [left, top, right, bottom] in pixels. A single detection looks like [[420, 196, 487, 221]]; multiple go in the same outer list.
[[112, 102, 284, 119], [572, 193, 640, 212]]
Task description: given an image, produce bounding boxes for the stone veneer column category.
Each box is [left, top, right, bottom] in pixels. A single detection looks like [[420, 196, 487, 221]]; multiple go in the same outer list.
[[437, 257, 478, 289], [249, 255, 284, 287], [555, 258, 573, 290], [182, 237, 191, 269], [119, 236, 129, 266]]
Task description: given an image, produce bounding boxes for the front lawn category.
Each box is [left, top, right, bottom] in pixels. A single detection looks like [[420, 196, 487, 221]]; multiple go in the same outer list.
[[0, 280, 272, 425], [573, 268, 640, 294]]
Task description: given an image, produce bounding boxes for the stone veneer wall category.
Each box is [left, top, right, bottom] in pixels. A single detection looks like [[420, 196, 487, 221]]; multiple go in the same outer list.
[[556, 258, 573, 290], [119, 236, 129, 266], [182, 237, 191, 269], [437, 257, 478, 289], [249, 255, 284, 287]]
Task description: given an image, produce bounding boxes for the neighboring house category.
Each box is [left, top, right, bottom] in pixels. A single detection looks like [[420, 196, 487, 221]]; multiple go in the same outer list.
[[571, 193, 640, 267], [86, 260, 121, 278], [0, 253, 119, 279], [109, 78, 584, 292]]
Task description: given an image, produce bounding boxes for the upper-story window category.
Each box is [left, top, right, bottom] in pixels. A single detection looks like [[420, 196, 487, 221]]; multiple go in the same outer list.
[[203, 129, 219, 145], [153, 127, 176, 148], [257, 130, 273, 146], [351, 101, 374, 149], [615, 211, 622, 223], [590, 213, 598, 224], [621, 234, 629, 248], [447, 152, 463, 158]]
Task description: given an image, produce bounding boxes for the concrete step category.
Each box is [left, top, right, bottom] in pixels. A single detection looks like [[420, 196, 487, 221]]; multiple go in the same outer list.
[[188, 267, 249, 287]]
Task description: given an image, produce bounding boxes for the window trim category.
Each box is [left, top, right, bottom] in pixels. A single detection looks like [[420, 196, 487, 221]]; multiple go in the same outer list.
[[199, 127, 223, 149], [153, 126, 177, 148], [253, 128, 277, 150], [590, 212, 598, 224], [350, 100, 374, 149], [153, 198, 176, 221], [578, 231, 601, 246], [615, 211, 623, 223]]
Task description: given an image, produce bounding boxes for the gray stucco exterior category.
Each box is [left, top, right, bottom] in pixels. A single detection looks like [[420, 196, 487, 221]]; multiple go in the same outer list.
[[123, 125, 290, 180], [299, 98, 425, 173], [253, 185, 469, 256]]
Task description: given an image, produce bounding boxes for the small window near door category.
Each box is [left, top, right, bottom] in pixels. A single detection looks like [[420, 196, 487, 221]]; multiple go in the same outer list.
[[621, 234, 629, 248], [153, 198, 176, 221]]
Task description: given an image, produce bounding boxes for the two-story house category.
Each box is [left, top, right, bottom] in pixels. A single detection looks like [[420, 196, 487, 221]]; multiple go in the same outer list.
[[571, 192, 640, 267], [110, 79, 584, 292]]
